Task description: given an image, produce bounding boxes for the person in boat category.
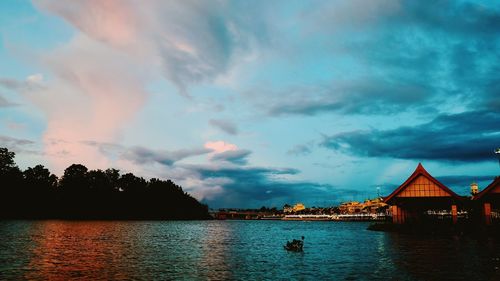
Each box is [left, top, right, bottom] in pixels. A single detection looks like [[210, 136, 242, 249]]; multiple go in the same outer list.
[[285, 236, 304, 251]]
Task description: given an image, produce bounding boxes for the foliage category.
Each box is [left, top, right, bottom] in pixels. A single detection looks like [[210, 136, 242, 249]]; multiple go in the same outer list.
[[0, 147, 210, 220]]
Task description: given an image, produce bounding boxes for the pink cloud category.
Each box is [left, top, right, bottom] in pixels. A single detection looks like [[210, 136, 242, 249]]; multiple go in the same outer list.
[[37, 0, 138, 47], [21, 36, 149, 174], [27, 1, 264, 174], [35, 0, 264, 92], [204, 141, 238, 154]]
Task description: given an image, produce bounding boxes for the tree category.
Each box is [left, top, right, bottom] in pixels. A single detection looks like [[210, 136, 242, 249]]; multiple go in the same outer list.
[[23, 165, 58, 190], [105, 168, 120, 191], [87, 169, 111, 191], [0, 147, 210, 220], [59, 164, 89, 191], [0, 147, 16, 173], [0, 147, 23, 189], [119, 173, 147, 193]]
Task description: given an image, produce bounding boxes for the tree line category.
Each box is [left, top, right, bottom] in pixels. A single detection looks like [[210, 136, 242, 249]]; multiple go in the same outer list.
[[0, 147, 210, 220]]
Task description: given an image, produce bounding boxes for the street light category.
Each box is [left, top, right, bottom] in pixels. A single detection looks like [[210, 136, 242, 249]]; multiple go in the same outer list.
[[496, 148, 500, 171]]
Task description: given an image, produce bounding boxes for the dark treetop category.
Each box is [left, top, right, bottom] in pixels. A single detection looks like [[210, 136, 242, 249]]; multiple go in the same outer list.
[[0, 147, 210, 220]]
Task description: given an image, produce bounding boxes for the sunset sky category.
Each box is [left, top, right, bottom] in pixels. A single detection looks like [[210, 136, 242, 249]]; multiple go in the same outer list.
[[1, 0, 499, 208]]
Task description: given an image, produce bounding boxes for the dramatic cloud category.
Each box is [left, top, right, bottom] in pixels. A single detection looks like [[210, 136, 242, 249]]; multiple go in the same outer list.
[[182, 164, 351, 208], [209, 118, 238, 135], [322, 111, 500, 162], [36, 0, 268, 93], [253, 0, 500, 117], [2, 1, 499, 208], [265, 81, 434, 116], [436, 175, 497, 190]]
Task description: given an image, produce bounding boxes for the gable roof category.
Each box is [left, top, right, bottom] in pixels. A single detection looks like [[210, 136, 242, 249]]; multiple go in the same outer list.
[[384, 163, 462, 204], [474, 176, 500, 200]]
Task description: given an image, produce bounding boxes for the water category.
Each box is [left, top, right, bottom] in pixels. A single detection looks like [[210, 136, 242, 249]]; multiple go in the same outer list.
[[0, 220, 499, 280]]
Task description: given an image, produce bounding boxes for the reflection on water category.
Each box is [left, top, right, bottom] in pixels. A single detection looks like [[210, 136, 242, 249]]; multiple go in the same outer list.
[[24, 221, 130, 280], [0, 221, 499, 280], [386, 233, 500, 281]]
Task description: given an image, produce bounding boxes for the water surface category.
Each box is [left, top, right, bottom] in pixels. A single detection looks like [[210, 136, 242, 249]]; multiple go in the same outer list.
[[0, 220, 499, 280]]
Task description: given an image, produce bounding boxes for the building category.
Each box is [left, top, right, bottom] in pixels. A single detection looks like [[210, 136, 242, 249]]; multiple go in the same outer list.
[[339, 198, 388, 214], [470, 182, 479, 195], [284, 203, 306, 213], [339, 201, 363, 214], [384, 163, 464, 224], [473, 177, 500, 225], [293, 203, 305, 212], [362, 198, 388, 214]]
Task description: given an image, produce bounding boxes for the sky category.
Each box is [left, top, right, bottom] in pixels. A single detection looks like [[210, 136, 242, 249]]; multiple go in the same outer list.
[[0, 0, 499, 209]]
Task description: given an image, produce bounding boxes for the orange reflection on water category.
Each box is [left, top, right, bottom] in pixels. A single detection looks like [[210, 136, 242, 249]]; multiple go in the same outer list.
[[199, 221, 234, 280], [25, 221, 131, 281]]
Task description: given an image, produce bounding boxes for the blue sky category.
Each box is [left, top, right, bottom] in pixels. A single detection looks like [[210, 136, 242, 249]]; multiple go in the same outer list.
[[0, 0, 499, 208]]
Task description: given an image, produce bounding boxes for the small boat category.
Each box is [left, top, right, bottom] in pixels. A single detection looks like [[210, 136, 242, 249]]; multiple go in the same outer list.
[[284, 236, 304, 252]]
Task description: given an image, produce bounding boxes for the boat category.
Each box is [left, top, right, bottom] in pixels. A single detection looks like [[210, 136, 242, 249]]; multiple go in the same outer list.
[[284, 236, 304, 252]]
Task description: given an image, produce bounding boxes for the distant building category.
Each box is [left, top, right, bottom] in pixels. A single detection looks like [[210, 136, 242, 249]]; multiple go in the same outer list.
[[293, 203, 305, 212], [339, 198, 387, 214], [339, 201, 363, 214], [470, 182, 479, 195], [361, 198, 388, 214], [284, 203, 306, 213]]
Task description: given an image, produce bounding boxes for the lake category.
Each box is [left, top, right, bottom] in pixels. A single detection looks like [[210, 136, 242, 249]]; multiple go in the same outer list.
[[0, 220, 499, 280]]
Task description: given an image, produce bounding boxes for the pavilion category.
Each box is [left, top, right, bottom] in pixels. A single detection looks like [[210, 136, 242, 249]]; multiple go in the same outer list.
[[473, 177, 500, 225], [384, 163, 465, 224]]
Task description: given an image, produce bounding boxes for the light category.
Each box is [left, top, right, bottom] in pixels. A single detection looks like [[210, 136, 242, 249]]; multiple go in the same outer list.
[[495, 148, 500, 154]]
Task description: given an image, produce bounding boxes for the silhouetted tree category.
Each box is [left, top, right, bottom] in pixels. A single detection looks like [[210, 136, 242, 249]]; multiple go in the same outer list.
[[105, 168, 120, 191], [59, 164, 89, 191], [0, 147, 16, 172], [0, 147, 211, 220], [87, 169, 110, 191], [23, 165, 58, 191]]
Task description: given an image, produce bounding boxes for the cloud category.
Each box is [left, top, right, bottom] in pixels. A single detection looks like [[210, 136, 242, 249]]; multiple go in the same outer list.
[[209, 118, 238, 135], [0, 76, 45, 92], [21, 0, 271, 172], [322, 110, 500, 162], [436, 175, 497, 188], [204, 141, 238, 153], [78, 139, 364, 208], [82, 141, 212, 166], [0, 135, 35, 147], [287, 144, 312, 156], [0, 95, 16, 107], [243, 1, 500, 118], [36, 0, 268, 94], [211, 149, 251, 165], [265, 79, 434, 117], [182, 164, 350, 208], [1, 35, 152, 173], [0, 135, 39, 155], [103, 144, 211, 167]]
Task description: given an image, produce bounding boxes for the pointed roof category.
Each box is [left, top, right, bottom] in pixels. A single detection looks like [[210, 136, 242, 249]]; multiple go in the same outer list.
[[473, 176, 500, 200], [384, 163, 461, 204]]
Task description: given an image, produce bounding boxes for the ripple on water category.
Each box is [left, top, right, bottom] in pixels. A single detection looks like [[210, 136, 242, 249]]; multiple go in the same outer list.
[[0, 220, 499, 280]]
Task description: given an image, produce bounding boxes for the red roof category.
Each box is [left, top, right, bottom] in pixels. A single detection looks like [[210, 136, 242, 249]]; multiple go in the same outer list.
[[384, 163, 462, 204], [473, 176, 500, 200]]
